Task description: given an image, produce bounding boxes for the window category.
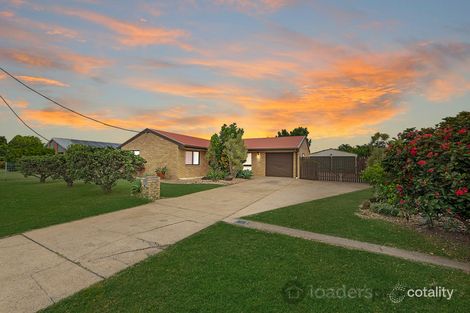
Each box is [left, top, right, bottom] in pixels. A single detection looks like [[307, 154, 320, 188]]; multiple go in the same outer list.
[[243, 153, 252, 170], [133, 150, 140, 156], [185, 151, 200, 165]]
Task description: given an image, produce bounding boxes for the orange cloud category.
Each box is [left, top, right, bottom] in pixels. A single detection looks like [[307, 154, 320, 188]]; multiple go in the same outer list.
[[213, 0, 294, 13], [424, 74, 470, 102], [14, 75, 69, 87], [0, 48, 111, 75], [56, 8, 190, 49]]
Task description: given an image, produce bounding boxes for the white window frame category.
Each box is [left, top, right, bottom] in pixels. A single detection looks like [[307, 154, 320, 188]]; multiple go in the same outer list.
[[243, 153, 252, 170], [185, 151, 200, 165]]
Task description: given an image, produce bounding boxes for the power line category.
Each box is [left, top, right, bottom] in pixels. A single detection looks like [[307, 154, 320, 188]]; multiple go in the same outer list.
[[0, 67, 139, 133], [0, 94, 49, 141]]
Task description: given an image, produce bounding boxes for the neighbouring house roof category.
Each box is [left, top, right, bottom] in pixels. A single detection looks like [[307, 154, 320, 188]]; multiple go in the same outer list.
[[48, 138, 120, 150], [120, 129, 307, 151], [244, 136, 306, 150], [310, 148, 357, 157]]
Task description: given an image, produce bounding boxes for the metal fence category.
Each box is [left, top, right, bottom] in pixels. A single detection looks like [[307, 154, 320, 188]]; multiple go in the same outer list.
[[300, 156, 367, 183]]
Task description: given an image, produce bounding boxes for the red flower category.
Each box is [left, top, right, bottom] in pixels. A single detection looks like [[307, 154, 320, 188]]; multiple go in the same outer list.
[[458, 128, 467, 135], [396, 185, 403, 192], [399, 199, 406, 205], [410, 147, 418, 156], [422, 134, 432, 138], [441, 143, 450, 150], [455, 187, 468, 196], [417, 160, 427, 166], [427, 168, 434, 173], [426, 151, 433, 158]]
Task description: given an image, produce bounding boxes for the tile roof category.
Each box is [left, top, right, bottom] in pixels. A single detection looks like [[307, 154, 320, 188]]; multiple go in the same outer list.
[[244, 136, 305, 150], [124, 129, 306, 150], [151, 129, 210, 148]]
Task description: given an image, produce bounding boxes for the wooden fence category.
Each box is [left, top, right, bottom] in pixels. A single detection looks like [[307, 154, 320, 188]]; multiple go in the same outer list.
[[300, 156, 367, 183]]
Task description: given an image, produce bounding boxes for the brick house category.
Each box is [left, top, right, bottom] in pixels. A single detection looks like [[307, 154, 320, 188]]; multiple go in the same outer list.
[[120, 129, 310, 179]]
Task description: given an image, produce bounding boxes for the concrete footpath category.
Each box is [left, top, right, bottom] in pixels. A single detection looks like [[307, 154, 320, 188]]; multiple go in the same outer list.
[[0, 177, 367, 313], [227, 219, 470, 273]]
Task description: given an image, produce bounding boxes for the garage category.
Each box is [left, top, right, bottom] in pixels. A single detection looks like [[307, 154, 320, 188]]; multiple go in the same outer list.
[[266, 152, 293, 177]]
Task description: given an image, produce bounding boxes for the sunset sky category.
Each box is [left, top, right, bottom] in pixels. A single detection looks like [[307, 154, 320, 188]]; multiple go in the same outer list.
[[1, 0, 469, 151]]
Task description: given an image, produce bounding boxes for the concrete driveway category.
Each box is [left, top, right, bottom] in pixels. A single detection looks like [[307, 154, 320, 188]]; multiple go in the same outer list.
[[0, 177, 368, 313]]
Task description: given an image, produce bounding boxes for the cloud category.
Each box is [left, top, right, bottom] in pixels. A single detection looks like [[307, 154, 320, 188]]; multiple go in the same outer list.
[[0, 48, 111, 75], [55, 7, 191, 49], [213, 0, 294, 14], [9, 75, 69, 87], [424, 74, 470, 102]]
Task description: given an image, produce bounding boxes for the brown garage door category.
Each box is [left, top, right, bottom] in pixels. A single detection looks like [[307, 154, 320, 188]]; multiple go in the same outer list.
[[266, 152, 293, 177]]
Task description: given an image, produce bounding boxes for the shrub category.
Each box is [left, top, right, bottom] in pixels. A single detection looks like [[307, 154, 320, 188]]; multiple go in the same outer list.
[[361, 162, 386, 186], [236, 169, 253, 179], [206, 168, 227, 181], [382, 111, 469, 225], [50, 154, 75, 187], [130, 179, 142, 195], [370, 202, 400, 217], [18, 155, 57, 183], [67, 145, 146, 193]]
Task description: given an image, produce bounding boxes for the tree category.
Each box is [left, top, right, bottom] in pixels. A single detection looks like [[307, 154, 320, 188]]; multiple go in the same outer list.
[[206, 123, 244, 173], [51, 154, 75, 187], [6, 135, 52, 162], [337, 133, 390, 158], [0, 136, 6, 145], [68, 145, 146, 193], [0, 136, 7, 163], [18, 155, 57, 183], [276, 127, 312, 146], [223, 133, 247, 177]]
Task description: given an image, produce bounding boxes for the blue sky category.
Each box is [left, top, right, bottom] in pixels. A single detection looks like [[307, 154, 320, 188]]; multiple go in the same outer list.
[[0, 0, 469, 151]]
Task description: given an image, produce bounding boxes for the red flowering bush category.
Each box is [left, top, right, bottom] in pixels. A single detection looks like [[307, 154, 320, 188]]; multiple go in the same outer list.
[[382, 112, 469, 227]]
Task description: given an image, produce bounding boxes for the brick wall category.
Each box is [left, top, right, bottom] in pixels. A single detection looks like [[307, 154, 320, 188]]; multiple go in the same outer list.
[[251, 152, 266, 176], [176, 149, 209, 178], [121, 132, 179, 179]]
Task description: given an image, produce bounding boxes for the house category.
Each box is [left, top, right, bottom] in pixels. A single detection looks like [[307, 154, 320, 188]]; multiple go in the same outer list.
[[310, 148, 357, 157], [120, 129, 310, 179], [46, 137, 121, 153]]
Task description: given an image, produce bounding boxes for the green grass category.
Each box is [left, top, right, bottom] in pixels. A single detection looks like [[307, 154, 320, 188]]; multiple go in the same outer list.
[[246, 189, 470, 262], [42, 223, 470, 313], [0, 171, 221, 238]]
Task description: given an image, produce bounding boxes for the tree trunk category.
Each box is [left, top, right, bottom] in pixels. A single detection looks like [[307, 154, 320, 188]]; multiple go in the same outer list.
[[66, 180, 74, 187], [40, 176, 46, 183]]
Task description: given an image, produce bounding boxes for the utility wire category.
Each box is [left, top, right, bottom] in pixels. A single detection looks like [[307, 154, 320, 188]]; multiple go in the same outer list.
[[0, 67, 139, 133], [1, 94, 49, 141]]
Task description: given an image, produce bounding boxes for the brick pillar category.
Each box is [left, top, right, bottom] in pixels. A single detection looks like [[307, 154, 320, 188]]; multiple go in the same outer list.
[[139, 176, 160, 201]]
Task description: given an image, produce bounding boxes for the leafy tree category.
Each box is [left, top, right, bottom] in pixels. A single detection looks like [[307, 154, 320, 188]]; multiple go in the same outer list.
[[51, 154, 75, 187], [0, 136, 6, 145], [0, 137, 7, 163], [206, 134, 223, 170], [18, 155, 57, 183], [68, 145, 146, 193], [223, 133, 247, 177], [206, 123, 244, 173], [6, 135, 52, 162], [338, 133, 390, 157], [276, 127, 311, 146]]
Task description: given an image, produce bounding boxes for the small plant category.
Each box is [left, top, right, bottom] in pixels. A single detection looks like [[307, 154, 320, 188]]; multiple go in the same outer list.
[[131, 179, 142, 195], [236, 169, 253, 179], [206, 168, 226, 181], [155, 166, 168, 179], [370, 202, 400, 217]]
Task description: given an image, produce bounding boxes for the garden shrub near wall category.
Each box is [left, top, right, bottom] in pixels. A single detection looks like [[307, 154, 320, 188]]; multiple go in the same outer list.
[[382, 111, 469, 226]]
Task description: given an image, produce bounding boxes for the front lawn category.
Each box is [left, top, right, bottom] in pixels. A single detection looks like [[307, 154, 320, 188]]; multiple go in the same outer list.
[[0, 171, 221, 238], [245, 189, 470, 262], [42, 223, 469, 313]]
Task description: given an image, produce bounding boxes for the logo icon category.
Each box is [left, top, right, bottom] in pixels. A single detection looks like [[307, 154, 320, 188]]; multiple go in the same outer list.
[[281, 279, 306, 304], [389, 282, 407, 304]]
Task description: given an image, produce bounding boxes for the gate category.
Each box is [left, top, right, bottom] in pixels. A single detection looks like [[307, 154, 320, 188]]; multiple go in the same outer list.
[[300, 157, 366, 183]]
